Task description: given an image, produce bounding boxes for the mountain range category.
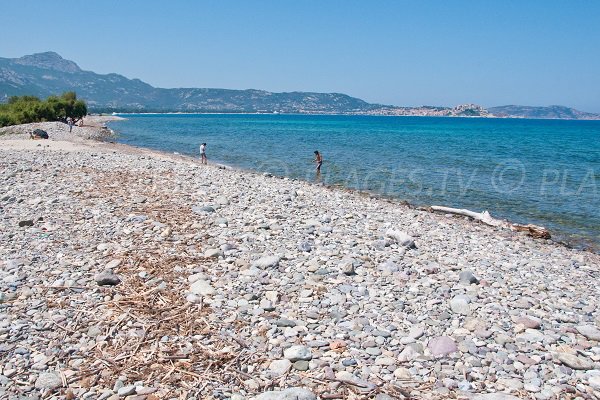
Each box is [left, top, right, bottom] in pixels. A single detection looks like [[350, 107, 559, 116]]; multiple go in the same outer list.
[[1, 52, 599, 119], [488, 105, 600, 120]]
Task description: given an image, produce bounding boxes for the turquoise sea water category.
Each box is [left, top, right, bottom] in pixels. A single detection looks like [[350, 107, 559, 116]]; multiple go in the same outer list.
[[109, 114, 600, 251]]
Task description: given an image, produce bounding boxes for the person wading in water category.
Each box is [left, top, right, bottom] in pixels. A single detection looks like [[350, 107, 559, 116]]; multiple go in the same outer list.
[[200, 143, 207, 165], [314, 150, 323, 174]]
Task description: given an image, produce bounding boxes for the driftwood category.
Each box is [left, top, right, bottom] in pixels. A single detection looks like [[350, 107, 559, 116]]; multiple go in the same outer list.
[[430, 206, 503, 226], [510, 223, 551, 239], [430, 205, 551, 239]]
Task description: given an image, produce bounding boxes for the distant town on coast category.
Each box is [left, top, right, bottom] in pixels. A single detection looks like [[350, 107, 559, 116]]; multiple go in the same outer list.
[[2, 52, 599, 120]]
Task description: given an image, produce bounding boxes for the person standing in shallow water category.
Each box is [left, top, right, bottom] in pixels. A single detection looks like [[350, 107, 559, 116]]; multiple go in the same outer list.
[[200, 143, 207, 164], [314, 150, 323, 173]]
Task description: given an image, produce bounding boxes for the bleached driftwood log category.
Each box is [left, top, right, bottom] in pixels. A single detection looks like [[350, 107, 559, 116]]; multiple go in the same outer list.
[[430, 205, 551, 239], [430, 206, 503, 227]]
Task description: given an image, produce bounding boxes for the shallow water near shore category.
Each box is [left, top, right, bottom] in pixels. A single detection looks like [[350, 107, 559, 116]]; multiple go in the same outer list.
[[109, 114, 600, 251]]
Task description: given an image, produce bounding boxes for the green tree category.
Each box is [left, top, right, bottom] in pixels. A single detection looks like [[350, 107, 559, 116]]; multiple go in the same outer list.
[[0, 92, 88, 127]]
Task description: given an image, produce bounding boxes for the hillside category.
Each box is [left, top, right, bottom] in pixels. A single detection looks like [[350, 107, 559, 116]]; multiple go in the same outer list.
[[488, 105, 600, 120], [0, 52, 376, 114]]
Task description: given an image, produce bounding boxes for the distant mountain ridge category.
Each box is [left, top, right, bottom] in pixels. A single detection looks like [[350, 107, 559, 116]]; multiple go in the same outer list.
[[1, 52, 599, 119], [488, 105, 600, 120], [0, 52, 377, 114]]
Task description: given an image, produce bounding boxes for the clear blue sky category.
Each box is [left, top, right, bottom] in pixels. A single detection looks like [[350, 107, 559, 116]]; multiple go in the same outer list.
[[1, 1, 599, 112]]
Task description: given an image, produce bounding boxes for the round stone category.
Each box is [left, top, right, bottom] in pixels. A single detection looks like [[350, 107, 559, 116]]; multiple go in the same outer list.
[[34, 372, 62, 390], [428, 336, 458, 357], [283, 345, 312, 362], [293, 360, 310, 371], [268, 359, 292, 377]]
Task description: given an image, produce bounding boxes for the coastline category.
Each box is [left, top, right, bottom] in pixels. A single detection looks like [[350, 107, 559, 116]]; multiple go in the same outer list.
[[111, 112, 600, 121], [1, 122, 599, 399], [106, 117, 598, 254]]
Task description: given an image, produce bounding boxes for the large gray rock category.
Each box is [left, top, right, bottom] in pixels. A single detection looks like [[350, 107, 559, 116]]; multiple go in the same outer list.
[[204, 248, 222, 258], [589, 375, 600, 389], [516, 316, 542, 329], [34, 371, 62, 390], [408, 326, 425, 339], [268, 359, 292, 377], [576, 325, 600, 341], [385, 230, 415, 248], [5, 258, 25, 268], [398, 345, 422, 362], [335, 371, 378, 392], [341, 262, 356, 275], [297, 241, 312, 252], [459, 270, 479, 284], [192, 205, 215, 214], [557, 353, 593, 370], [252, 387, 316, 400], [189, 279, 215, 296], [283, 345, 312, 362], [94, 270, 121, 286], [117, 385, 136, 396], [252, 255, 281, 269], [274, 318, 296, 327], [450, 295, 470, 315], [428, 336, 458, 356]]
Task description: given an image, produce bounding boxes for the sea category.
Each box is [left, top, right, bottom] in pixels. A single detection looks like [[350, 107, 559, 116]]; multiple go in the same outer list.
[[108, 114, 600, 252]]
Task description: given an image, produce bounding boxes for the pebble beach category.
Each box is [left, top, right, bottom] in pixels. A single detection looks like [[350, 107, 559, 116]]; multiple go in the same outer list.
[[1, 119, 600, 400]]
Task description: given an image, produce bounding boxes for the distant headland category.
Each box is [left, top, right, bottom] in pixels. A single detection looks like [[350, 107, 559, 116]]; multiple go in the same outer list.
[[1, 52, 599, 119]]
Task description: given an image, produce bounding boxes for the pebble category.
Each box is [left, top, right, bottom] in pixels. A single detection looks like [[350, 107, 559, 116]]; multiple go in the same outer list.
[[516, 316, 542, 329], [393, 367, 412, 379], [34, 371, 62, 390], [252, 255, 280, 269], [268, 359, 292, 377], [385, 230, 415, 248], [408, 326, 425, 339], [428, 336, 458, 356], [341, 262, 356, 275], [204, 248, 222, 258], [297, 242, 312, 252], [459, 270, 479, 284], [284, 345, 312, 362], [450, 295, 471, 315], [398, 345, 421, 362], [274, 318, 296, 327], [94, 270, 121, 286], [252, 387, 316, 400], [189, 279, 215, 296], [557, 353, 594, 370], [117, 385, 136, 396], [192, 205, 215, 214], [589, 375, 600, 389], [576, 325, 600, 341], [293, 360, 310, 371]]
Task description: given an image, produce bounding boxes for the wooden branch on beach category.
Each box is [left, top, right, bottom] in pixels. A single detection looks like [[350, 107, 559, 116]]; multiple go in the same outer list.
[[430, 206, 503, 226], [510, 223, 551, 239], [430, 205, 551, 239]]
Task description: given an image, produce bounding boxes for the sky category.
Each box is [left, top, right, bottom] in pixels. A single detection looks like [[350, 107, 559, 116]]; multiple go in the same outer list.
[[1, 1, 600, 112]]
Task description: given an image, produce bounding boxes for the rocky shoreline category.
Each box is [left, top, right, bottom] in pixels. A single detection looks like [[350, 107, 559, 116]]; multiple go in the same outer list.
[[1, 120, 599, 400]]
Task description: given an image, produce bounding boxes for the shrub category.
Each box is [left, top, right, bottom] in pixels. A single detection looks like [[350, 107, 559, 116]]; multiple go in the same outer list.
[[0, 92, 88, 127]]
